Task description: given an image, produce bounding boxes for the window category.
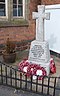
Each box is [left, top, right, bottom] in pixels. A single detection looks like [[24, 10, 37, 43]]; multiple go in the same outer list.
[[0, 0, 29, 26], [13, 0, 23, 17], [0, 0, 8, 17], [0, 0, 6, 16]]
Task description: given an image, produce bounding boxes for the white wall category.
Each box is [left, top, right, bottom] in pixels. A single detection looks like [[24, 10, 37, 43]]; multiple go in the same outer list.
[[45, 4, 60, 53]]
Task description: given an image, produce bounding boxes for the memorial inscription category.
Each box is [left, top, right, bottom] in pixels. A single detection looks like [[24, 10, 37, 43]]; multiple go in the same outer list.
[[31, 45, 44, 58], [28, 40, 50, 64]]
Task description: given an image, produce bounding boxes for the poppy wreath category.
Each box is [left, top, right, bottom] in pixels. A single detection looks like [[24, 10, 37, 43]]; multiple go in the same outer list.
[[18, 59, 47, 79], [35, 66, 47, 80], [27, 64, 47, 80], [50, 58, 56, 73], [18, 59, 29, 72], [27, 64, 38, 76], [18, 58, 56, 80]]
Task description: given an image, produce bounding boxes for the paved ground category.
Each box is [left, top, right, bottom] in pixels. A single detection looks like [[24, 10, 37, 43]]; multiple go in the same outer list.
[[0, 50, 60, 96], [0, 85, 43, 96]]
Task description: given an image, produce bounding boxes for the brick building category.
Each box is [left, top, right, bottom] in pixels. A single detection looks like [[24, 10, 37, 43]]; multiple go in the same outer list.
[[0, 0, 41, 45], [0, 0, 60, 45]]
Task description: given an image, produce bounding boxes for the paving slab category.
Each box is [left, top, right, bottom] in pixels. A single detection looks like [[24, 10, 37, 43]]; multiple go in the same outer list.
[[0, 85, 43, 96]]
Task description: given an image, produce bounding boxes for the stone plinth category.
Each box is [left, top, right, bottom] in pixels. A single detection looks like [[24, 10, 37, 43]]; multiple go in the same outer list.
[[28, 40, 50, 64]]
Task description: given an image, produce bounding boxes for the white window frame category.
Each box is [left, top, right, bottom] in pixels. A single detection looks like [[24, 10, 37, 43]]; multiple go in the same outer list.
[[0, 0, 28, 26], [13, 0, 25, 19], [0, 0, 8, 19], [6, 0, 8, 18], [23, 0, 25, 19]]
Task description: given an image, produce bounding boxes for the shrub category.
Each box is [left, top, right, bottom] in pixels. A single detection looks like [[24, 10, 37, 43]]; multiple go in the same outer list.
[[5, 38, 15, 54]]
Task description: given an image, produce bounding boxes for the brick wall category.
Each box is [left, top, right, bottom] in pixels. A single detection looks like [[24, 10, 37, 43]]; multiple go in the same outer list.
[[41, 0, 60, 5], [0, 0, 41, 45]]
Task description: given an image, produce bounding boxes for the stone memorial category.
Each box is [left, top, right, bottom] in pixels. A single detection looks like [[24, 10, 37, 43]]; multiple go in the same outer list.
[[28, 5, 50, 75], [32, 5, 50, 41], [28, 40, 50, 63]]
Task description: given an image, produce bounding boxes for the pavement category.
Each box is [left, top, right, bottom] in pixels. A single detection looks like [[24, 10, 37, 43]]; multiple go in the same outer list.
[[0, 85, 42, 96]]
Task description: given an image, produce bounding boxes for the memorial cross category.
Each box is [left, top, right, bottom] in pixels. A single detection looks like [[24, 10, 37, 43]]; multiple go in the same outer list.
[[32, 5, 50, 41]]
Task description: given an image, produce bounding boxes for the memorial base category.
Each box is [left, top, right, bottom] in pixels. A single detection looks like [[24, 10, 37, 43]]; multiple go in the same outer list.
[[28, 40, 50, 63]]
